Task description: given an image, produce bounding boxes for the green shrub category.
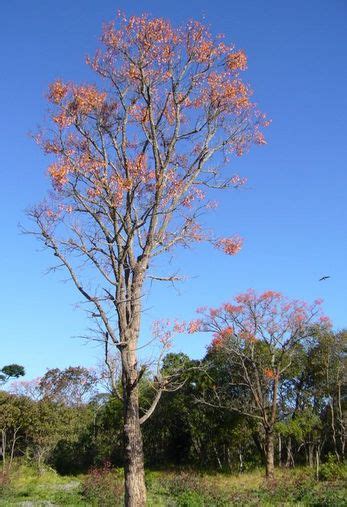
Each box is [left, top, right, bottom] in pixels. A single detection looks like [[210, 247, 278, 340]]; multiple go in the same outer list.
[[319, 455, 345, 481], [176, 490, 204, 506]]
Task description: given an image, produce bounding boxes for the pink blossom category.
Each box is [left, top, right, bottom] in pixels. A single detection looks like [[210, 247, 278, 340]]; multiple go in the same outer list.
[[215, 236, 243, 255], [260, 290, 282, 301], [173, 321, 186, 333], [188, 319, 202, 333]]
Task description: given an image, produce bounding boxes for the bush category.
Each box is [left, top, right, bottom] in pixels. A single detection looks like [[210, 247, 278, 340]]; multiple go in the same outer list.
[[82, 461, 124, 506], [319, 455, 345, 481], [176, 490, 204, 506]]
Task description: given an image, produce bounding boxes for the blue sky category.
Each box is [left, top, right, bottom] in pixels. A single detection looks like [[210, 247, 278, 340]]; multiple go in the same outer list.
[[1, 0, 346, 380]]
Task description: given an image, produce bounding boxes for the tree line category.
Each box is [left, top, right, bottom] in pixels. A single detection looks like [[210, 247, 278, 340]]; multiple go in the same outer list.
[[1, 324, 345, 478]]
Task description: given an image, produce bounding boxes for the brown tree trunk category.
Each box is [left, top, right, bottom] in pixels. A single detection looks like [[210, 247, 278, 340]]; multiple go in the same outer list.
[[286, 437, 293, 467], [118, 272, 148, 506], [265, 429, 275, 479], [123, 381, 146, 506]]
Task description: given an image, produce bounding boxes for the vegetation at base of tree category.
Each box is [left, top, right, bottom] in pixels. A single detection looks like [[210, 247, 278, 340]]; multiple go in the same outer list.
[[0, 329, 345, 505], [0, 462, 346, 506]]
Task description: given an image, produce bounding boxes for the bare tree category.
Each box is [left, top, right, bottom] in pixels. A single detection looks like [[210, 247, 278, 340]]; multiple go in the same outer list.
[[29, 13, 267, 505]]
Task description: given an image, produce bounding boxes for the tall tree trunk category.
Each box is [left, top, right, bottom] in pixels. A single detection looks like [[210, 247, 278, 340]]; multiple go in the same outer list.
[[120, 311, 147, 506], [123, 380, 146, 506], [117, 270, 148, 506], [265, 429, 275, 479]]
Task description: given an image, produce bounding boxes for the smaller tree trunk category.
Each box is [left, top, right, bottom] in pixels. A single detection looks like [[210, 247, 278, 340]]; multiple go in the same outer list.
[[239, 448, 244, 474], [9, 427, 20, 472], [286, 437, 293, 468], [213, 444, 223, 471], [337, 382, 345, 460], [330, 399, 340, 461], [265, 429, 275, 479], [308, 441, 314, 468], [316, 447, 320, 480], [227, 448, 233, 471]]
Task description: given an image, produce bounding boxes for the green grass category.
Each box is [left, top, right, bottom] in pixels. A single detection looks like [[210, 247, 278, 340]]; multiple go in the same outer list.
[[146, 467, 347, 506], [0, 464, 85, 506], [1, 463, 346, 506]]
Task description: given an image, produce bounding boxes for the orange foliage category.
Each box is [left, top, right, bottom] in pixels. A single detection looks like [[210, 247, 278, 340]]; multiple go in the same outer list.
[[264, 368, 277, 380], [48, 162, 70, 188], [214, 236, 243, 255], [39, 13, 269, 257], [187, 319, 202, 334], [48, 80, 69, 104], [227, 50, 248, 71]]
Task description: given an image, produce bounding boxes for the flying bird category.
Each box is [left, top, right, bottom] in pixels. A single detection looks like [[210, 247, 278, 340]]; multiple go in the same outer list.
[[319, 276, 331, 281]]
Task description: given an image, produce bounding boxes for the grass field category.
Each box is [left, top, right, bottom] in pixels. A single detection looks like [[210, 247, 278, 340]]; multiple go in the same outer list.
[[0, 463, 346, 506]]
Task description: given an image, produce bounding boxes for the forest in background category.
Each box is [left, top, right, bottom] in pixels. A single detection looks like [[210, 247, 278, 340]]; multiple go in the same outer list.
[[0, 325, 345, 504]]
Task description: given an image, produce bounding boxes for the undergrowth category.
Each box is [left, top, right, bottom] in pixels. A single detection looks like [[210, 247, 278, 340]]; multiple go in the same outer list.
[[0, 461, 346, 506]]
